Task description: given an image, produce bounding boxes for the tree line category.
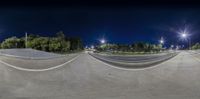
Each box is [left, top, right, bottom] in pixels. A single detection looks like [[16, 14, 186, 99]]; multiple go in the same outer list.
[[192, 43, 200, 50], [0, 31, 83, 53], [95, 42, 163, 52]]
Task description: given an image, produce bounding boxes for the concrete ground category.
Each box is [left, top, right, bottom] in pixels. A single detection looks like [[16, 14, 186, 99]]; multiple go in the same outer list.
[[0, 54, 78, 69], [0, 49, 62, 58], [0, 51, 200, 99]]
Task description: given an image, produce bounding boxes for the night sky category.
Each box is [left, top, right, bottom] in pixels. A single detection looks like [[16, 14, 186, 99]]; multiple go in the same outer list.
[[1, 3, 200, 47]]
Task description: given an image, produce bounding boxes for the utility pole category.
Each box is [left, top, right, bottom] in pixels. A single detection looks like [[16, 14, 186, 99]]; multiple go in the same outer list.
[[25, 32, 27, 48]]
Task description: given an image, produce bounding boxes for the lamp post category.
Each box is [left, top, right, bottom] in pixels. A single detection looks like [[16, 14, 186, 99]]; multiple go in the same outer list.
[[160, 37, 164, 45], [181, 33, 191, 50], [159, 37, 164, 52], [99, 38, 106, 51], [91, 45, 94, 49], [100, 39, 105, 44], [25, 32, 28, 48]]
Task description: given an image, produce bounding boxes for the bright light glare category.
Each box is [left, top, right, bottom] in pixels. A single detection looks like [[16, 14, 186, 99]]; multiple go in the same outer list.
[[100, 39, 105, 44], [181, 33, 187, 38], [160, 40, 164, 44], [178, 27, 190, 39], [91, 45, 94, 49], [160, 37, 164, 44]]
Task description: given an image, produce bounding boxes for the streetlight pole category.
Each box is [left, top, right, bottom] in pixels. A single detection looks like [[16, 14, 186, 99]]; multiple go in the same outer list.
[[188, 37, 191, 50], [160, 37, 164, 52], [100, 39, 105, 44], [100, 38, 106, 51], [25, 32, 27, 48], [181, 33, 191, 50]]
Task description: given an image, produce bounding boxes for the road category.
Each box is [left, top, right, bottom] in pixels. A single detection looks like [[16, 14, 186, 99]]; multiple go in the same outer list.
[[0, 51, 200, 99], [90, 52, 175, 62], [89, 52, 177, 68]]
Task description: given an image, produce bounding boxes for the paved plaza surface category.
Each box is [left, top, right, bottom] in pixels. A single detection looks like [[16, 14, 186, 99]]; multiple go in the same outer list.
[[0, 49, 200, 99]]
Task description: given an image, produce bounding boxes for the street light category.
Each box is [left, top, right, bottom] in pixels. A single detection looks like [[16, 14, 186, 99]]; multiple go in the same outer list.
[[91, 45, 94, 49], [180, 32, 191, 50], [159, 37, 164, 52], [181, 33, 187, 38], [160, 39, 164, 44], [159, 37, 164, 44], [100, 39, 106, 44]]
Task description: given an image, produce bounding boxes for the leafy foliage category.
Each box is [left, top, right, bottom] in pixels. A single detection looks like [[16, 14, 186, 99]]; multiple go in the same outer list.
[[96, 42, 162, 52], [1, 37, 25, 48], [192, 43, 200, 50], [69, 38, 83, 51], [0, 31, 83, 53]]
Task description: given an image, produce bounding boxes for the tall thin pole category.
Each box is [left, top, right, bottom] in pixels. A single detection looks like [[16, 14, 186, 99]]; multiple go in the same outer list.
[[189, 37, 191, 50], [25, 32, 27, 48]]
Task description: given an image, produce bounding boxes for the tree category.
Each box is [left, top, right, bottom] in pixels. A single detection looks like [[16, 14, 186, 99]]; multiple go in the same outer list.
[[49, 37, 61, 52], [27, 34, 41, 48], [192, 43, 200, 50], [1, 31, 83, 52], [56, 31, 71, 52], [1, 36, 25, 49], [69, 38, 83, 51], [56, 31, 65, 40], [61, 40, 70, 52], [28, 37, 49, 51], [131, 42, 146, 52], [117, 44, 130, 52], [152, 44, 161, 52]]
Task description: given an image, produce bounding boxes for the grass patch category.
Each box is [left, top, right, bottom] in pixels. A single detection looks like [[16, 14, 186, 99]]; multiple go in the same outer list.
[[98, 51, 161, 55]]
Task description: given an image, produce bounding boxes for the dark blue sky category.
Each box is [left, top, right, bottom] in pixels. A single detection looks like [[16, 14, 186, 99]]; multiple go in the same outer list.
[[0, 7, 200, 46]]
